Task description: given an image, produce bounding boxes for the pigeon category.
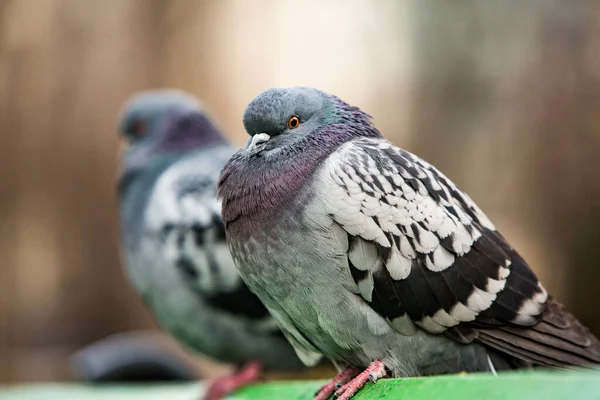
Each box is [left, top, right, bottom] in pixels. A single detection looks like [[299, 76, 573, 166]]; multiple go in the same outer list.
[[117, 89, 305, 400], [218, 87, 600, 400]]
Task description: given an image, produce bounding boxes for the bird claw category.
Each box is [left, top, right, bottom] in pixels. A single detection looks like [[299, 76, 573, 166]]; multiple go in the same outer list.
[[328, 360, 387, 400], [313, 367, 361, 400], [368, 364, 386, 384], [333, 384, 348, 399]]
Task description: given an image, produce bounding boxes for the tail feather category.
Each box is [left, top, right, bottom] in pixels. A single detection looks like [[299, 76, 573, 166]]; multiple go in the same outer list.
[[476, 297, 600, 368], [479, 332, 568, 367]]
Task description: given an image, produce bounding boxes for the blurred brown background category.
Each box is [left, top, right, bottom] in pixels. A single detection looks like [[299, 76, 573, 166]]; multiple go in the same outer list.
[[1, 0, 600, 383]]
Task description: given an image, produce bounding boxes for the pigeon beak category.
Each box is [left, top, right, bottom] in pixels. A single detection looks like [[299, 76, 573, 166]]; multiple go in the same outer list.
[[246, 133, 271, 152]]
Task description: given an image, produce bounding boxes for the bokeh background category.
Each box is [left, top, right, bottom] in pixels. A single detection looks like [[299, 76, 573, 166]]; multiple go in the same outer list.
[[2, 0, 600, 383]]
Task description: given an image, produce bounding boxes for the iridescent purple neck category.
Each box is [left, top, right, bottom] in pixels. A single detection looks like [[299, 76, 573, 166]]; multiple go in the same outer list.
[[159, 112, 227, 153], [219, 109, 381, 236], [325, 94, 377, 129]]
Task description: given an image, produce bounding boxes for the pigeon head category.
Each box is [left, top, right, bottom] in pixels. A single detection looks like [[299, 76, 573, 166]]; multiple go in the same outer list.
[[219, 87, 381, 228], [120, 89, 201, 143], [241, 87, 380, 156], [119, 89, 226, 170], [117, 89, 228, 199]]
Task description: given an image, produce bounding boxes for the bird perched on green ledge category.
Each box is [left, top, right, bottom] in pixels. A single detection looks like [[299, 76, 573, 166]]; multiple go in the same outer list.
[[116, 89, 306, 400], [218, 87, 600, 400]]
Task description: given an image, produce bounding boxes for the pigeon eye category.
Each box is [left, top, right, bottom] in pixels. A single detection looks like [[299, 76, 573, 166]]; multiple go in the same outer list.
[[127, 119, 147, 139], [287, 115, 301, 129]]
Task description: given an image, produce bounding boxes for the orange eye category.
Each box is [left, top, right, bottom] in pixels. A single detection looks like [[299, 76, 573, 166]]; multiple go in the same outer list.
[[287, 115, 300, 129]]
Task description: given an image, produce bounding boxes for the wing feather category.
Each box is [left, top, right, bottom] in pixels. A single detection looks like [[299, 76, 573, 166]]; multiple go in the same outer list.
[[144, 150, 274, 324], [318, 137, 600, 367]]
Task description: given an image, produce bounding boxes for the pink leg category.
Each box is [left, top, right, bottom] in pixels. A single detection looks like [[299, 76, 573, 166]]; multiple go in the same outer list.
[[202, 360, 262, 400], [332, 360, 387, 400], [314, 367, 361, 400]]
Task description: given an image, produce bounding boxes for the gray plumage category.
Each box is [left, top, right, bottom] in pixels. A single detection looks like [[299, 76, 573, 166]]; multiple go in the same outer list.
[[117, 89, 303, 370], [218, 87, 600, 379]]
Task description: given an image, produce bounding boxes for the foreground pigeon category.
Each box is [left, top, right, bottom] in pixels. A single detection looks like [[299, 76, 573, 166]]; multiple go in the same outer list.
[[218, 87, 600, 400], [117, 89, 304, 399]]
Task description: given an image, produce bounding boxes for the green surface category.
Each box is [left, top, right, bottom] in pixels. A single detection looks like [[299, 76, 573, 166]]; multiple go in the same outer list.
[[2, 369, 600, 399]]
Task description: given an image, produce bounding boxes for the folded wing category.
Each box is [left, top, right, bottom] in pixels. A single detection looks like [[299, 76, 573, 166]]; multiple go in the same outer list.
[[319, 137, 600, 367]]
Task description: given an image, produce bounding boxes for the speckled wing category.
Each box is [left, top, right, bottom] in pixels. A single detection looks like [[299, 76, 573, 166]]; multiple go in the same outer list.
[[318, 137, 600, 367], [144, 148, 275, 326]]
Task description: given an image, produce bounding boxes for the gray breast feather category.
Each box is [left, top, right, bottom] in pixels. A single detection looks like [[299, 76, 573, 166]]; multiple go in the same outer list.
[[263, 304, 324, 367]]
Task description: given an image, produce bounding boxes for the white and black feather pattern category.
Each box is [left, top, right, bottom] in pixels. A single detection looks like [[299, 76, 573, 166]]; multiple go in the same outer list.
[[143, 153, 274, 324], [318, 138, 548, 336], [147, 159, 238, 294]]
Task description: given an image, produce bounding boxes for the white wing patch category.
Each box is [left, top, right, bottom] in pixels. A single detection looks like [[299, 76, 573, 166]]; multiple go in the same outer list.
[[322, 139, 497, 277]]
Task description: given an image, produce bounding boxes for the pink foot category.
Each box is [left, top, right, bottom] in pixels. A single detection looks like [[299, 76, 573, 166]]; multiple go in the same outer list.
[[314, 367, 361, 400], [332, 361, 387, 400], [202, 361, 262, 400]]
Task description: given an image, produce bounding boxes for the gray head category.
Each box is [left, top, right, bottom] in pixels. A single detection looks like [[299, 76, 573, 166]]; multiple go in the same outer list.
[[218, 88, 380, 229], [119, 89, 226, 169], [241, 87, 379, 156], [117, 89, 228, 201]]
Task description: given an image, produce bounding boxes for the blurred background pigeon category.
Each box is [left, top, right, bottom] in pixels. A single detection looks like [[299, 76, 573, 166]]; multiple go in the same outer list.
[[115, 89, 307, 399], [218, 87, 600, 400]]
